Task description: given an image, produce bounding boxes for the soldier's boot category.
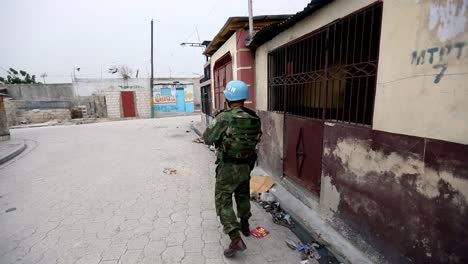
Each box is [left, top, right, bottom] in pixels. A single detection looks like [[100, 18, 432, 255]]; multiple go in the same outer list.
[[224, 230, 247, 258], [240, 218, 250, 237]]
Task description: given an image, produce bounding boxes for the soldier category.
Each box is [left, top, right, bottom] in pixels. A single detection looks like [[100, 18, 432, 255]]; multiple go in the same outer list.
[[203, 80, 262, 257]]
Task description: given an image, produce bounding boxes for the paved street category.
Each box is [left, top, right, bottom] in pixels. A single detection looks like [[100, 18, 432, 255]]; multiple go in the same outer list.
[[0, 117, 302, 264]]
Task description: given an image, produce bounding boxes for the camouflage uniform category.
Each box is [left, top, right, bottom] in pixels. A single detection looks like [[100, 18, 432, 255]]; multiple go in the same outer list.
[[203, 106, 262, 235]]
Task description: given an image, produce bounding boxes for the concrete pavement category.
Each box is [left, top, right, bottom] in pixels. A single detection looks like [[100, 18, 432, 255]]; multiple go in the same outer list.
[[0, 117, 302, 264]]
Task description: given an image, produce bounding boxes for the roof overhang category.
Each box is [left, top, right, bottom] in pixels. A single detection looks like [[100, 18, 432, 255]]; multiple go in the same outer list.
[[204, 15, 292, 56], [246, 0, 334, 48]]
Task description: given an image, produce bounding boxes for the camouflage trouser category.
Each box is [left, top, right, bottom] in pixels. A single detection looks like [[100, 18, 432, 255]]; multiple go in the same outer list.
[[215, 161, 252, 235]]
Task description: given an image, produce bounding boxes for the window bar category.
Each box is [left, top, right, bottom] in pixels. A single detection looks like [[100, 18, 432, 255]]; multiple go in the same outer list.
[[362, 77, 369, 125], [355, 77, 361, 124], [304, 38, 307, 117], [336, 23, 343, 121], [284, 48, 288, 113], [323, 29, 330, 120], [353, 16, 358, 64], [360, 12, 365, 63], [348, 78, 354, 124], [318, 32, 324, 119], [345, 17, 351, 65], [368, 8, 375, 62], [267, 55, 270, 110]]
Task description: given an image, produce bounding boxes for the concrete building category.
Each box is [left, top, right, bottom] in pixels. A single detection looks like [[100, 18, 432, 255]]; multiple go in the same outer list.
[[74, 78, 151, 119], [74, 77, 201, 119], [241, 0, 468, 263], [152, 77, 200, 113], [200, 60, 212, 126]]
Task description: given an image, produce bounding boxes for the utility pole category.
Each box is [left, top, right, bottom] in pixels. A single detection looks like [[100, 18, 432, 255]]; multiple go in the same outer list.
[[248, 0, 254, 39], [150, 19, 154, 118]]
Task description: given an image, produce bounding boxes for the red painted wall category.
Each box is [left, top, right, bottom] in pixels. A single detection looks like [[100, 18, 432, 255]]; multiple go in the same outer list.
[[236, 29, 256, 109]]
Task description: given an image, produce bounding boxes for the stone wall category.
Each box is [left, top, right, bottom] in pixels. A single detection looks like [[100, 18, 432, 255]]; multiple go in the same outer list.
[[74, 96, 107, 118], [4, 99, 72, 126], [1, 83, 74, 101], [0, 96, 10, 140]]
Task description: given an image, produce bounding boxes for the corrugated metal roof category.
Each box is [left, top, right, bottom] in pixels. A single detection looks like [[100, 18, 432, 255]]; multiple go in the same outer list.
[[246, 0, 334, 48]]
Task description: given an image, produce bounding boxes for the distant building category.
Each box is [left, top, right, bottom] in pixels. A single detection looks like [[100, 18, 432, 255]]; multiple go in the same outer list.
[[74, 77, 201, 118], [152, 77, 200, 113], [74, 78, 151, 119], [199, 60, 211, 126]]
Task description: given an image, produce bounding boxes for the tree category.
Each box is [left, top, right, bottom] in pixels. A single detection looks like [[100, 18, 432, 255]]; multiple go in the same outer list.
[[40, 73, 48, 84], [0, 68, 37, 84], [108, 65, 133, 80]]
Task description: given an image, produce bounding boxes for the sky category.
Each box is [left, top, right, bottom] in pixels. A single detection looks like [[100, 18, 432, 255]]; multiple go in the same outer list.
[[0, 0, 310, 83]]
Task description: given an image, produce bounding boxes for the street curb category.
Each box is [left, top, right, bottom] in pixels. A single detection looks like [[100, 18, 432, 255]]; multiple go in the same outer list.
[[269, 181, 374, 264], [0, 140, 27, 165]]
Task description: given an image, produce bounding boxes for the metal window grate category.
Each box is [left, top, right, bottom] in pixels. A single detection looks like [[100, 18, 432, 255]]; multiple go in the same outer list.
[[268, 2, 383, 126]]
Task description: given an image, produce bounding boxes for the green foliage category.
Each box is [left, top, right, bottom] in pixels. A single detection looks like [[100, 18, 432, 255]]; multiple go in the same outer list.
[[0, 68, 37, 84]]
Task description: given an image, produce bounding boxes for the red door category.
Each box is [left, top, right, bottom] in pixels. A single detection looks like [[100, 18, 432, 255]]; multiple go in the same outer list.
[[121, 91, 136, 117]]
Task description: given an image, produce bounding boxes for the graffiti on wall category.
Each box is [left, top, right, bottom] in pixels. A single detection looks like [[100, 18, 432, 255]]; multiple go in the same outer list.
[[411, 41, 466, 83], [153, 84, 194, 112]]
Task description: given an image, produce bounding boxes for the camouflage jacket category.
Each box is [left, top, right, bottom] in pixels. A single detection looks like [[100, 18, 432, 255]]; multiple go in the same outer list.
[[203, 106, 262, 163]]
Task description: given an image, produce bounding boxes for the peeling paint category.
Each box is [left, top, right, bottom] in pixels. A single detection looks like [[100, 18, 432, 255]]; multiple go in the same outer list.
[[323, 147, 331, 156], [320, 175, 341, 219], [429, 0, 468, 42], [332, 138, 468, 205]]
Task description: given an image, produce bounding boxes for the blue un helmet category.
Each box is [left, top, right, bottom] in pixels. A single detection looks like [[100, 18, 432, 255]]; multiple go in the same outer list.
[[224, 80, 249, 102]]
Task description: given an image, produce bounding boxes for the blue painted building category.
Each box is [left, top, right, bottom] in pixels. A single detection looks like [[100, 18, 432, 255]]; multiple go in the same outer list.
[[153, 82, 194, 113]]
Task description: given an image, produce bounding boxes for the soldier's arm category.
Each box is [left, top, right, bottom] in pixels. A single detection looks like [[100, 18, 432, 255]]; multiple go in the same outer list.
[[203, 114, 228, 146]]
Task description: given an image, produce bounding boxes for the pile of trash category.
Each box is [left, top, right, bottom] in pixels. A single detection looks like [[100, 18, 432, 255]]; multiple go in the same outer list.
[[250, 192, 295, 228], [251, 190, 341, 264], [286, 239, 324, 263], [251, 192, 295, 228]]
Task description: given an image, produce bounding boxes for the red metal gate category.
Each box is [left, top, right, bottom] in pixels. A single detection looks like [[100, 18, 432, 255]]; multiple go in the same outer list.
[[284, 116, 323, 195], [121, 91, 136, 117]]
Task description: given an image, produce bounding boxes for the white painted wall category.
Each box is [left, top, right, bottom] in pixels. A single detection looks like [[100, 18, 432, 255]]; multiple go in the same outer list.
[[374, 0, 468, 144], [255, 0, 468, 144], [210, 32, 238, 108], [74, 78, 151, 118]]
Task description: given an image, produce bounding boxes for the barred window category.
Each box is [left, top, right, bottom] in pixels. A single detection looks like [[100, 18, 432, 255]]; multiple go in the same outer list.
[[268, 2, 382, 126]]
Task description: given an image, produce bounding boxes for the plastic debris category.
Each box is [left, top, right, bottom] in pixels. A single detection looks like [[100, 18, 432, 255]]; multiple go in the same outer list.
[[250, 226, 270, 238], [300, 243, 321, 260], [283, 214, 293, 225], [308, 246, 321, 260], [163, 168, 177, 175], [285, 239, 299, 250], [260, 192, 276, 203], [192, 138, 204, 144]]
